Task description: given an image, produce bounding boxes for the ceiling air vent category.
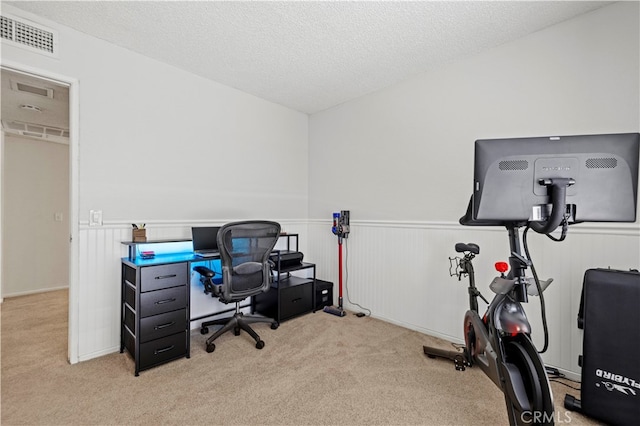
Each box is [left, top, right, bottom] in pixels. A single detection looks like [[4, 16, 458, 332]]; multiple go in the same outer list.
[[0, 14, 57, 57], [11, 80, 54, 98], [1, 120, 69, 145]]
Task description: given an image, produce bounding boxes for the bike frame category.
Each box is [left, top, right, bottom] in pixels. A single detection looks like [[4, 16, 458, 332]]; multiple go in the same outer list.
[[424, 226, 554, 425], [422, 172, 577, 424], [468, 227, 553, 424]]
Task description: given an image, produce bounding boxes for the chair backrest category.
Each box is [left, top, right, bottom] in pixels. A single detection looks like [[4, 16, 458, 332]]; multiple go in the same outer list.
[[216, 220, 281, 302]]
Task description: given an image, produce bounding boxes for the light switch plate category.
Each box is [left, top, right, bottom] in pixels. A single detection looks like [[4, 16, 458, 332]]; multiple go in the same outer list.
[[89, 210, 103, 226]]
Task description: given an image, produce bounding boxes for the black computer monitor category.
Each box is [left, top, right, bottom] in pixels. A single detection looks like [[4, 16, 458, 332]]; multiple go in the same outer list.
[[191, 226, 221, 253], [472, 133, 639, 224]]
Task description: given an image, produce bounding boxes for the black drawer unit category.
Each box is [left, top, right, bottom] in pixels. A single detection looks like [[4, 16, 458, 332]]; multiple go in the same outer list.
[[139, 286, 187, 317], [139, 309, 188, 343], [280, 280, 313, 319], [140, 263, 188, 292], [253, 259, 316, 323], [139, 332, 188, 370], [121, 260, 190, 376]]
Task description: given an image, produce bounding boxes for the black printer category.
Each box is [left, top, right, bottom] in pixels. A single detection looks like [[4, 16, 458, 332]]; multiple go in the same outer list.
[[269, 250, 304, 269]]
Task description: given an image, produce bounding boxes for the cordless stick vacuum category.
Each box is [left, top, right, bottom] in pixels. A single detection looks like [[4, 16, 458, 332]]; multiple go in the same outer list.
[[324, 211, 349, 317]]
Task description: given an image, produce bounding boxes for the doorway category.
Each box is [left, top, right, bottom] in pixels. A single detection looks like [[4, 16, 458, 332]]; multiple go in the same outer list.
[[0, 64, 79, 363]]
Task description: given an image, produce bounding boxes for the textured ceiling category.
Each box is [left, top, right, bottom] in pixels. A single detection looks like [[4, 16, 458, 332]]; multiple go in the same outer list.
[[6, 1, 611, 114]]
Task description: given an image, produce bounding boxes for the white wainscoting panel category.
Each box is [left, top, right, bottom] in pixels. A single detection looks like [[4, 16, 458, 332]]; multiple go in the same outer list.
[[74, 218, 638, 377], [307, 220, 639, 378], [75, 220, 308, 361]]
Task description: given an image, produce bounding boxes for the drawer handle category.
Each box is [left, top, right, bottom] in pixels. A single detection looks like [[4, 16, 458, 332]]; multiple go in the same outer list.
[[154, 345, 175, 355], [155, 274, 177, 280], [155, 298, 176, 305], [154, 321, 176, 330]]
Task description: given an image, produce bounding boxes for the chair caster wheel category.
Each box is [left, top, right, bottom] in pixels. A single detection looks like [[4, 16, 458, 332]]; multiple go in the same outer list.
[[200, 327, 209, 335], [234, 327, 241, 336], [256, 340, 265, 349], [206, 343, 215, 353], [271, 322, 279, 330]]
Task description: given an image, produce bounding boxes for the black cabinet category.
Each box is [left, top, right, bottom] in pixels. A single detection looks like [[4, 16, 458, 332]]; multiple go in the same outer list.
[[254, 234, 316, 323], [254, 272, 315, 322], [279, 279, 313, 319], [121, 261, 190, 376]]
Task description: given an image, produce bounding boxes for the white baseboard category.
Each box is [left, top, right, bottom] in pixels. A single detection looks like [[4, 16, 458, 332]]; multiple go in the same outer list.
[[3, 285, 69, 298], [78, 346, 121, 363]]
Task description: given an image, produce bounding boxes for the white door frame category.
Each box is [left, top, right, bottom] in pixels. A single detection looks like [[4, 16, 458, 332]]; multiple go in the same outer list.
[[0, 60, 80, 364]]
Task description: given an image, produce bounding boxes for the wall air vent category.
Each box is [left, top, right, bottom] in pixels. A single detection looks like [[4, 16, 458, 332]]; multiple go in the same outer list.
[[0, 14, 58, 57]]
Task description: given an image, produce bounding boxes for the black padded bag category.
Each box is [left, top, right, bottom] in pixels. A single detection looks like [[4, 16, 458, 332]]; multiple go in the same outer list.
[[578, 268, 640, 425]]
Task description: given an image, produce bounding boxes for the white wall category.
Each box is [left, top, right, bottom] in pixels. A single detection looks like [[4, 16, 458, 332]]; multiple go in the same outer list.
[[1, 6, 309, 223], [1, 4, 309, 361], [2, 135, 69, 296], [308, 2, 640, 377], [309, 2, 639, 221]]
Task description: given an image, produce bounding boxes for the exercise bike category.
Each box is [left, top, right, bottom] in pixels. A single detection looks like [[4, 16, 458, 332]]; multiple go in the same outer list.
[[424, 180, 574, 426]]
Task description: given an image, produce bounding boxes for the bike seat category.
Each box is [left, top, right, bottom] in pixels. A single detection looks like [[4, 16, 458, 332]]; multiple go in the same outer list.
[[455, 242, 479, 254]]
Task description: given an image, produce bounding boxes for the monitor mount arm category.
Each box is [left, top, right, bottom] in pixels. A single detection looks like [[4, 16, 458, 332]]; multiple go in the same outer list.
[[529, 177, 575, 235]]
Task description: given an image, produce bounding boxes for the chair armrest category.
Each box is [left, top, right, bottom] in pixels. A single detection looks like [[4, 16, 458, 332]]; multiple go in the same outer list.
[[193, 266, 215, 278], [193, 266, 221, 296]]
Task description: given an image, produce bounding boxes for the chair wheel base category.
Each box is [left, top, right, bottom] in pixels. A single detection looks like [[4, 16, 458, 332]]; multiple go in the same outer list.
[[256, 340, 265, 349], [206, 343, 215, 353], [200, 327, 209, 335], [271, 322, 279, 330]]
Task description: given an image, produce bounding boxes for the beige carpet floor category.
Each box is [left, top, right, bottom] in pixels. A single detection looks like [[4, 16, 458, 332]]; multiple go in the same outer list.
[[1, 290, 597, 425]]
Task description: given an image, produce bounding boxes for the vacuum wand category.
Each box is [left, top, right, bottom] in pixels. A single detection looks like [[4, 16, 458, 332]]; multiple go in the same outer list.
[[324, 211, 349, 317], [337, 237, 343, 309]]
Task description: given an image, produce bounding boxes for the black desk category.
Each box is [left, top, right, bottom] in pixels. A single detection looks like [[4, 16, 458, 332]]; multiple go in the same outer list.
[[120, 238, 316, 376]]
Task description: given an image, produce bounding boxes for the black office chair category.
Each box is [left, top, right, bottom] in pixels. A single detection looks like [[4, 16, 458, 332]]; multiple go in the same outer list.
[[193, 220, 280, 353]]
